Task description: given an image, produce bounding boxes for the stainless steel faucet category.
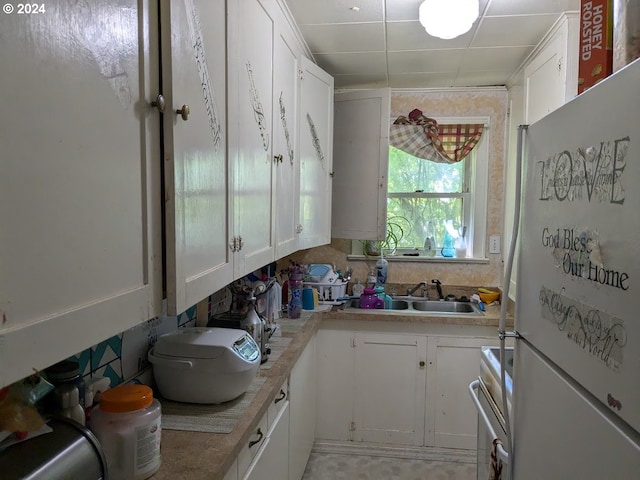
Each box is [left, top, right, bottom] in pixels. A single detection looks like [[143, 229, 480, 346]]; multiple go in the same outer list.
[[431, 279, 444, 300], [406, 281, 428, 297]]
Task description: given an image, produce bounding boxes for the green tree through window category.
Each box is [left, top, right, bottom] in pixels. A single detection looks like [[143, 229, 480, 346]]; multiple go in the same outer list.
[[387, 146, 467, 250]]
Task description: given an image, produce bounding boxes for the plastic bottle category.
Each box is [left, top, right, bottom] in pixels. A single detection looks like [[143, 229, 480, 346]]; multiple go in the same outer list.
[[441, 233, 455, 257], [287, 273, 303, 319], [423, 222, 436, 257], [91, 384, 161, 480], [376, 256, 388, 286]]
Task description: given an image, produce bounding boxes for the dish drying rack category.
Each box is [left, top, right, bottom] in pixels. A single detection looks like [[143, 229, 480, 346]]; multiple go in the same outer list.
[[303, 264, 348, 304]]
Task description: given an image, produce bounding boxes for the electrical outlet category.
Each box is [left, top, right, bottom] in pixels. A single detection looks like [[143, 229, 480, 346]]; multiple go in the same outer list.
[[489, 235, 501, 254]]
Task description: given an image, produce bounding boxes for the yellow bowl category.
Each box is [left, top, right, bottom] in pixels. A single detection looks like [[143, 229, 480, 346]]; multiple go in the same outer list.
[[479, 291, 500, 304]]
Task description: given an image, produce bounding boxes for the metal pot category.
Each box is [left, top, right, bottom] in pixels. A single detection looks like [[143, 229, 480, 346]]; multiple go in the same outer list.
[[0, 416, 108, 479]]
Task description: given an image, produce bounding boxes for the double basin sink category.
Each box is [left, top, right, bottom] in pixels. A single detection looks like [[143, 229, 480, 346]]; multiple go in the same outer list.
[[344, 296, 483, 316]]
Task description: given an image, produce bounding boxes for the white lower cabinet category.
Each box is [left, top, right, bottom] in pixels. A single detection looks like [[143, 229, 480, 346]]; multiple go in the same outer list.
[[243, 401, 290, 480], [425, 335, 501, 450], [288, 335, 317, 480], [232, 335, 316, 480], [316, 322, 501, 450], [353, 333, 426, 445]]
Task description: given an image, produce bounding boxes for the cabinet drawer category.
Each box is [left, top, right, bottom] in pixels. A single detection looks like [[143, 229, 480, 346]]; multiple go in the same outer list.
[[237, 411, 268, 476], [268, 378, 288, 429]]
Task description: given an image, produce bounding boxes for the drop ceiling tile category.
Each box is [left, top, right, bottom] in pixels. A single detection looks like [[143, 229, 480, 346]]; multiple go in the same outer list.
[[286, 0, 384, 25], [460, 46, 533, 71], [334, 73, 389, 89], [486, 0, 579, 16], [314, 52, 387, 75], [472, 14, 560, 48], [387, 20, 474, 51], [388, 72, 458, 88], [453, 70, 513, 87], [387, 49, 465, 73], [299, 23, 385, 53]]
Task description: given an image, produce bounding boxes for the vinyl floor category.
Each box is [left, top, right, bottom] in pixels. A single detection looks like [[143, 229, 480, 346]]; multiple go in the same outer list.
[[301, 451, 476, 480]]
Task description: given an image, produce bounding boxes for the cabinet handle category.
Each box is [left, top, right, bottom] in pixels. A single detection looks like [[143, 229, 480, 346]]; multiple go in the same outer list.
[[238, 236, 244, 251], [274, 154, 283, 164], [151, 94, 165, 113], [275, 389, 286, 404], [176, 104, 190, 121], [248, 428, 264, 448], [229, 237, 237, 252]]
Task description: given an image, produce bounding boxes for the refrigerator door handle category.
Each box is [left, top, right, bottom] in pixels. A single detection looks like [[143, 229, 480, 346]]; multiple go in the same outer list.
[[469, 380, 510, 464]]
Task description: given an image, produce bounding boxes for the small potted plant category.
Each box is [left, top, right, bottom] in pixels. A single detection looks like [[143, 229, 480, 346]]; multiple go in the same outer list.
[[362, 215, 409, 257]]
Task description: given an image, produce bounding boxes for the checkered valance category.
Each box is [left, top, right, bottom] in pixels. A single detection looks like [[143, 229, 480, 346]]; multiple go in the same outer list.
[[390, 109, 484, 164]]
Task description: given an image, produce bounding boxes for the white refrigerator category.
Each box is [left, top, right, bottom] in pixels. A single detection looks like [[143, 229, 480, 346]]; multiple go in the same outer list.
[[513, 58, 640, 478]]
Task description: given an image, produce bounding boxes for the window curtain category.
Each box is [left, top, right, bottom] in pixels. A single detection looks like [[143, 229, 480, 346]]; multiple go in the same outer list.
[[390, 108, 484, 164]]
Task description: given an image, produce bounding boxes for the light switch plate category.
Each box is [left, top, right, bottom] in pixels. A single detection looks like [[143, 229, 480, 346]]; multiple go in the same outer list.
[[489, 235, 501, 254]]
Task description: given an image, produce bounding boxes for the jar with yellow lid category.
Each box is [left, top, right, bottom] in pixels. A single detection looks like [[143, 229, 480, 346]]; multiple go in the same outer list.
[[90, 384, 161, 480]]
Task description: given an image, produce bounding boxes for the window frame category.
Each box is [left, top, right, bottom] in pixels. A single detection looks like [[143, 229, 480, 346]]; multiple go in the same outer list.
[[387, 115, 489, 259]]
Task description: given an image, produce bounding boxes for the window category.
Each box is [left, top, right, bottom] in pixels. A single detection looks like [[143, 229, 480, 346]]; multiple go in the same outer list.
[[386, 116, 489, 258]]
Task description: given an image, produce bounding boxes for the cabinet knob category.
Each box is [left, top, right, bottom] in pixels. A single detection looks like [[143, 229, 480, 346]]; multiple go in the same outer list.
[[419, 361, 426, 367], [176, 105, 190, 121], [248, 428, 264, 448], [151, 94, 165, 113], [275, 389, 286, 403]]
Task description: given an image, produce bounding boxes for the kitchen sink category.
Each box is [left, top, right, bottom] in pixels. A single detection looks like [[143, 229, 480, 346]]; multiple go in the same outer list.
[[348, 299, 409, 310], [343, 297, 483, 316], [412, 301, 477, 314]]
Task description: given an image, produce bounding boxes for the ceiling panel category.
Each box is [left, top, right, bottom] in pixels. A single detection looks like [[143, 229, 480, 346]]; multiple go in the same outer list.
[[387, 50, 466, 73], [300, 23, 386, 53], [314, 52, 388, 75], [486, 0, 579, 16], [472, 15, 561, 48], [386, 21, 474, 51], [283, 0, 579, 89], [286, 0, 384, 24]]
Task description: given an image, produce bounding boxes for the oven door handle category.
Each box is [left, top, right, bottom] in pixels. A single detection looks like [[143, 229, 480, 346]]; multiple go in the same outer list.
[[469, 379, 510, 464]]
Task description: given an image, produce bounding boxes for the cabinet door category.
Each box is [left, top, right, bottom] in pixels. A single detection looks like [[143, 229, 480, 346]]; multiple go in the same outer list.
[[228, 0, 277, 276], [0, 0, 161, 387], [244, 401, 290, 480], [354, 333, 427, 445], [332, 89, 390, 240], [524, 13, 578, 124], [315, 329, 355, 441], [161, 0, 232, 315], [298, 57, 334, 250], [289, 335, 316, 480], [273, 11, 301, 259], [426, 335, 501, 450]]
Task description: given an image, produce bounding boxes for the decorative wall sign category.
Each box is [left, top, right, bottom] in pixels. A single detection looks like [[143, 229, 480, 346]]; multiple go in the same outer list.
[[246, 61, 269, 152], [538, 285, 626, 370], [279, 92, 294, 164], [306, 113, 325, 170], [536, 136, 629, 204], [184, 0, 223, 151]]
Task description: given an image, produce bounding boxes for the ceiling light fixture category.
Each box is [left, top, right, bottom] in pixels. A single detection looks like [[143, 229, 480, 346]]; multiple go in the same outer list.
[[418, 0, 479, 40]]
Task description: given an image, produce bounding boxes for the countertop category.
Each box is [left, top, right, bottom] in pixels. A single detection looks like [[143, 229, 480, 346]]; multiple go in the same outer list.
[[152, 304, 509, 480]]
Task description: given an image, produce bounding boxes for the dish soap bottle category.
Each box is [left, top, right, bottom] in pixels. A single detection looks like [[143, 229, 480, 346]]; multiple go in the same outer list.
[[423, 221, 436, 257]]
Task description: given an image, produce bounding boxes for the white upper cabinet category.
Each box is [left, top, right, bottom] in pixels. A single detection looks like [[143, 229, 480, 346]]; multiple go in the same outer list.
[[161, 0, 232, 315], [0, 0, 162, 386], [298, 57, 334, 250], [332, 89, 390, 241], [524, 12, 579, 124], [273, 6, 302, 259], [228, 0, 278, 276]]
